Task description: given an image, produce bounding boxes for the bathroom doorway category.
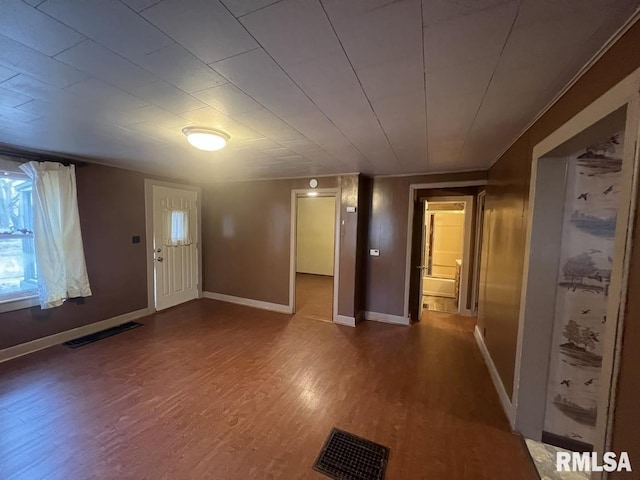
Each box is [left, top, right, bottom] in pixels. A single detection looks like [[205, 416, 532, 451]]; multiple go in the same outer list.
[[291, 190, 339, 323], [421, 201, 465, 314]]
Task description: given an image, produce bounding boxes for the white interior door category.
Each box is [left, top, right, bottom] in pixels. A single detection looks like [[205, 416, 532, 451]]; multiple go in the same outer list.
[[152, 185, 198, 311]]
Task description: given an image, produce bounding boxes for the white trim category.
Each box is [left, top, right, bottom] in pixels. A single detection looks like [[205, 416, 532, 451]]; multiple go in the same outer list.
[[0, 307, 151, 364], [513, 69, 640, 473], [363, 311, 410, 326], [474, 325, 515, 427], [489, 10, 640, 170], [211, 172, 360, 184], [202, 291, 292, 314], [373, 168, 488, 179], [144, 179, 202, 313], [0, 295, 39, 313], [290, 188, 341, 322], [334, 314, 356, 327], [405, 187, 481, 319]]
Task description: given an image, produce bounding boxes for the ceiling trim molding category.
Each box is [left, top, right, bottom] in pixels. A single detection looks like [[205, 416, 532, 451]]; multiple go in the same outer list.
[[208, 171, 362, 184], [373, 168, 488, 179], [488, 7, 640, 170]]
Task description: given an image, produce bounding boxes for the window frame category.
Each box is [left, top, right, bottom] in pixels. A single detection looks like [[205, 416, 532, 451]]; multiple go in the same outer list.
[[0, 158, 39, 313]]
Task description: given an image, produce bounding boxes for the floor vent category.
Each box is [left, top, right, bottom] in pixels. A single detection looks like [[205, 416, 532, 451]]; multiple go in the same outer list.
[[313, 428, 389, 480], [63, 321, 142, 349]]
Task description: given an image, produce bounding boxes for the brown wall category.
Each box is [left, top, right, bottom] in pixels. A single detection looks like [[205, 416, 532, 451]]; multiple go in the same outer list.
[[202, 174, 361, 318], [366, 171, 487, 316], [0, 163, 154, 349], [477, 19, 640, 466]]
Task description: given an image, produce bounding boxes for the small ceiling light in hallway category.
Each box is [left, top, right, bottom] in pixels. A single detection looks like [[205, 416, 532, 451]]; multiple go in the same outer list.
[[182, 127, 230, 151]]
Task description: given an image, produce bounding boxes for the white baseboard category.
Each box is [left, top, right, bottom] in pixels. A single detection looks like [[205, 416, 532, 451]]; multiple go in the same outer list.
[[474, 325, 515, 427], [203, 291, 292, 314], [334, 315, 356, 327], [0, 307, 151, 364], [364, 311, 410, 326]]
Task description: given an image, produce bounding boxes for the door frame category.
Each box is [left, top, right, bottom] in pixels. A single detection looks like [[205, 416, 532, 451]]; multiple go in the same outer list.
[[512, 69, 640, 476], [144, 179, 202, 313], [471, 190, 486, 314], [290, 188, 341, 322], [404, 181, 486, 319], [418, 195, 474, 316]]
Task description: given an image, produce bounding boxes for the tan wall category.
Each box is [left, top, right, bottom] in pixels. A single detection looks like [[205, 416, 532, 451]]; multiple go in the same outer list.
[[0, 163, 166, 349], [296, 196, 335, 276], [476, 19, 640, 469], [202, 174, 361, 318]]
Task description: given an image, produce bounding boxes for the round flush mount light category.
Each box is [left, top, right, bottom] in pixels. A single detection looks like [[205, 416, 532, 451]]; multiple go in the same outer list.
[[309, 178, 318, 188], [182, 127, 230, 151]]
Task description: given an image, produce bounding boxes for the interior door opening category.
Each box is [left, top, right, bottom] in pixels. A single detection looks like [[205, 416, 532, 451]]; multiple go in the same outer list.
[[408, 191, 477, 320], [420, 201, 466, 315], [292, 192, 337, 323]]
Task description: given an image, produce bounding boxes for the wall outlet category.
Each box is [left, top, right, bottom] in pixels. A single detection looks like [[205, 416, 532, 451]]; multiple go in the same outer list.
[[370, 249, 380, 256]]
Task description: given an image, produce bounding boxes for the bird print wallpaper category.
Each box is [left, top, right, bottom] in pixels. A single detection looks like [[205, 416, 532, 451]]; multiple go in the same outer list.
[[543, 131, 625, 446]]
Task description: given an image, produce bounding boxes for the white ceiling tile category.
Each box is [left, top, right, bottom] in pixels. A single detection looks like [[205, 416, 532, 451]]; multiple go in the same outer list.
[[0, 65, 18, 83], [193, 83, 263, 115], [234, 108, 304, 142], [426, 58, 495, 98], [323, 0, 423, 69], [356, 54, 425, 101], [497, 8, 603, 71], [1, 73, 65, 102], [284, 50, 359, 96], [39, 0, 173, 59], [0, 86, 32, 108], [142, 0, 257, 64], [240, 0, 338, 66], [120, 0, 164, 12], [55, 40, 155, 91], [64, 78, 149, 111], [422, 0, 513, 27], [135, 44, 227, 93], [128, 80, 206, 114], [212, 48, 295, 95], [0, 0, 85, 56], [0, 34, 88, 88], [423, 2, 518, 73], [0, 104, 41, 123], [220, 0, 283, 18]]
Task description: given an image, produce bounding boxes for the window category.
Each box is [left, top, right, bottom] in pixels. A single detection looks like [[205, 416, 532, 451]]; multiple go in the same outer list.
[[0, 173, 37, 303], [166, 209, 191, 246]]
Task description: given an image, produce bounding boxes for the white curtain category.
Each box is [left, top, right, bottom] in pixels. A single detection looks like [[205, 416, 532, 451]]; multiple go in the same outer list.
[[165, 209, 192, 246], [19, 161, 92, 309]]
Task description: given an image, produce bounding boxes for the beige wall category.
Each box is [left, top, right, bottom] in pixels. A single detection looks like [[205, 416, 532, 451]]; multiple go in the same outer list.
[[203, 174, 362, 319], [428, 211, 464, 279], [296, 196, 335, 276]]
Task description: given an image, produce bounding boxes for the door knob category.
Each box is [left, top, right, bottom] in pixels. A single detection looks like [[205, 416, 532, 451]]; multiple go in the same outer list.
[[157, 256, 164, 262]]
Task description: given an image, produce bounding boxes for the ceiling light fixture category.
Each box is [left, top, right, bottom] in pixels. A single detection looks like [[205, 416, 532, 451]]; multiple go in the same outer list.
[[182, 127, 230, 151]]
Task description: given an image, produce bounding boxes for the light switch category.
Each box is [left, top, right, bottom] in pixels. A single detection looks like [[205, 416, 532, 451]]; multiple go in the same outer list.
[[370, 249, 380, 256], [346, 206, 356, 213]]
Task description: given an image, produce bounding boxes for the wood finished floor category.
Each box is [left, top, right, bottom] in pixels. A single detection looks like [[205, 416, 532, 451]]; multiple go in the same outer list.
[[0, 300, 537, 479], [293, 273, 333, 322]]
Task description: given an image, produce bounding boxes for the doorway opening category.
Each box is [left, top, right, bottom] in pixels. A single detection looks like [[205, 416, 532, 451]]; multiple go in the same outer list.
[[420, 201, 466, 314], [290, 189, 340, 323], [514, 83, 640, 473], [145, 180, 201, 312]]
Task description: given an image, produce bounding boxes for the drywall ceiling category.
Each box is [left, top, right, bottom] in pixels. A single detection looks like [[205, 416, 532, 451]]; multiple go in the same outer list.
[[0, 0, 637, 181]]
